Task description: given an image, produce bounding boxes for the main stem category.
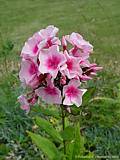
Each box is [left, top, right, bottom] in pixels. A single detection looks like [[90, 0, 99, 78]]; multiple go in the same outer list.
[[61, 105, 66, 154]]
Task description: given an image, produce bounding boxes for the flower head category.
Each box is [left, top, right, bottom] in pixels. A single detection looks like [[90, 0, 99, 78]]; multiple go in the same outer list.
[[18, 25, 102, 111]]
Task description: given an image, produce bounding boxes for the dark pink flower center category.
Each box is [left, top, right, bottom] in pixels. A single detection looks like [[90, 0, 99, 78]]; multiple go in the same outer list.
[[47, 55, 60, 70], [66, 86, 79, 98], [72, 46, 78, 55], [33, 45, 38, 54], [47, 39, 53, 47], [29, 63, 37, 75], [66, 59, 73, 70], [63, 45, 67, 51], [72, 46, 83, 57], [45, 86, 57, 95]]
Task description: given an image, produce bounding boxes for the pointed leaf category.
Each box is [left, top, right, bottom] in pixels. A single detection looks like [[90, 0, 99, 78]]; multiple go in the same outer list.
[[72, 123, 85, 159], [28, 132, 62, 160], [36, 116, 63, 143], [66, 123, 85, 160]]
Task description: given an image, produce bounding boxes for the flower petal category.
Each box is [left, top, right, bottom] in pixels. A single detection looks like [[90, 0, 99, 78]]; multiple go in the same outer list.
[[19, 59, 39, 88], [61, 51, 82, 79], [39, 45, 66, 78], [18, 95, 30, 112], [36, 84, 62, 104], [39, 25, 59, 39], [71, 89, 87, 107]]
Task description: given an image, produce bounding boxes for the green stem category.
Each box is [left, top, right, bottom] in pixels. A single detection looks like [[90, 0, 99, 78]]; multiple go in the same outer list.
[[61, 105, 66, 154]]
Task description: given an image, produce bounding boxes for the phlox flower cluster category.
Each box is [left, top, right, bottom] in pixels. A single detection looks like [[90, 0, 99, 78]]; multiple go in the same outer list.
[[18, 25, 102, 112]]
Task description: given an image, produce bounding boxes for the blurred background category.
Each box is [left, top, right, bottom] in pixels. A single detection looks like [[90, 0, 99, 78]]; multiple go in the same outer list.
[[0, 0, 120, 159]]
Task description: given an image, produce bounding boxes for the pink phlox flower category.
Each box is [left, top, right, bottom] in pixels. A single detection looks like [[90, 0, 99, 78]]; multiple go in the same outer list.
[[80, 59, 91, 67], [39, 25, 59, 39], [18, 95, 30, 112], [63, 79, 87, 107], [65, 32, 83, 46], [35, 78, 62, 104], [79, 60, 93, 81], [65, 32, 93, 59], [21, 32, 42, 59], [60, 51, 82, 79], [90, 63, 103, 71], [38, 37, 61, 50], [80, 75, 92, 81], [28, 76, 40, 88], [89, 63, 103, 76], [19, 58, 39, 88], [38, 25, 61, 49], [80, 63, 102, 81], [39, 45, 66, 78]]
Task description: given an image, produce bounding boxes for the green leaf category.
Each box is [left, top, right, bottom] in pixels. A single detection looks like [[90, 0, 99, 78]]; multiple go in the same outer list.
[[66, 142, 74, 160], [72, 123, 85, 159], [67, 123, 85, 160], [28, 132, 62, 160], [61, 126, 74, 141], [36, 116, 63, 143], [33, 107, 60, 119]]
